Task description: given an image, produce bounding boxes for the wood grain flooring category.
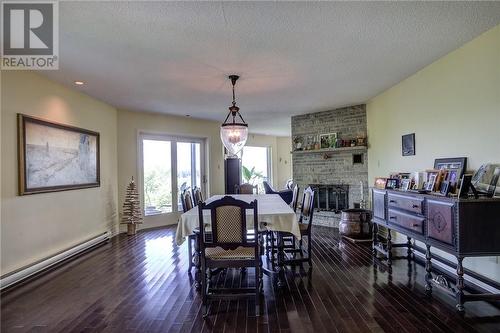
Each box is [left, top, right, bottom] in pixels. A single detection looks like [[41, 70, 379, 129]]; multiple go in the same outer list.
[[1, 225, 500, 333]]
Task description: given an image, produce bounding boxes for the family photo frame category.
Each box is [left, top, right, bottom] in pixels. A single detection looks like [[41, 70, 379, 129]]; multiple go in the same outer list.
[[320, 132, 337, 149]]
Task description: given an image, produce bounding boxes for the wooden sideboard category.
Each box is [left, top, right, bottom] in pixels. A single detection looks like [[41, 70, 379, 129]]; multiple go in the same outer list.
[[372, 188, 500, 312]]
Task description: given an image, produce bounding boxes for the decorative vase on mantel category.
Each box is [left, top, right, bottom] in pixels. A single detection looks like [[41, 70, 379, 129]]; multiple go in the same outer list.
[[120, 177, 143, 235]]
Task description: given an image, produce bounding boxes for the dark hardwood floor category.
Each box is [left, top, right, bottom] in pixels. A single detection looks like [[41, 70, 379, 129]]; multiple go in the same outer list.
[[2, 225, 500, 333]]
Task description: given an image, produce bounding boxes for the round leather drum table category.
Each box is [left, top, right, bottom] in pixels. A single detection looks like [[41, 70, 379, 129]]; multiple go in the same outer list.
[[339, 208, 372, 239]]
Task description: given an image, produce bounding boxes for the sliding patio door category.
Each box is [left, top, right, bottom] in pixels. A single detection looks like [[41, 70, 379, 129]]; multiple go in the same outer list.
[[140, 134, 206, 216], [176, 141, 203, 208]]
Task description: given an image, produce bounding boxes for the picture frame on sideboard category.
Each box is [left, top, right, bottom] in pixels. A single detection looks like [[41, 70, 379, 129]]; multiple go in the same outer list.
[[426, 172, 438, 192], [374, 177, 387, 189], [434, 157, 467, 180], [400, 178, 411, 191]]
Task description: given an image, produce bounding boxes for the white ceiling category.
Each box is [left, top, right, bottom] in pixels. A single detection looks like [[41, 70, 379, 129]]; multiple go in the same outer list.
[[42, 1, 500, 136]]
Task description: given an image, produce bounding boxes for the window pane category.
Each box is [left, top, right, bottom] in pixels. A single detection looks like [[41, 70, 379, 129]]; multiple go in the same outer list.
[[177, 142, 202, 191], [195, 143, 201, 188], [241, 146, 269, 193], [177, 142, 193, 192], [143, 139, 172, 215]]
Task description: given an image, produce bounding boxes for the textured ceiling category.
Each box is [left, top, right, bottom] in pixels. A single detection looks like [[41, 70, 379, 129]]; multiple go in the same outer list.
[[41, 2, 500, 136]]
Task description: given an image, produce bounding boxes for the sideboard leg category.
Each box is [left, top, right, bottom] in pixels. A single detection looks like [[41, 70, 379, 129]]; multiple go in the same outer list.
[[456, 256, 465, 312], [387, 228, 393, 266], [372, 223, 378, 256], [406, 236, 412, 260], [425, 244, 432, 296]]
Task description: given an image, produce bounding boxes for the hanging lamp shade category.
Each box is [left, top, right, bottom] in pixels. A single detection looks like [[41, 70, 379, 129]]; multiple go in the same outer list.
[[220, 75, 248, 156], [220, 123, 248, 156]]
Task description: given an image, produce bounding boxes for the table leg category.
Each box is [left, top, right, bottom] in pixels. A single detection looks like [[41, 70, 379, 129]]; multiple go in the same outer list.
[[372, 223, 378, 256], [194, 233, 201, 290], [456, 256, 465, 312], [425, 244, 432, 296], [277, 232, 285, 288]]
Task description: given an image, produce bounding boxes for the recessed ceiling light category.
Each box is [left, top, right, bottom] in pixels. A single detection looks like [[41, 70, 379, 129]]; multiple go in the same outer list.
[[74, 81, 85, 85]]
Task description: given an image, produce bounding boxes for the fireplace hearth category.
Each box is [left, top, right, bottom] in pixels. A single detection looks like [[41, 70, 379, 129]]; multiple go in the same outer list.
[[309, 184, 349, 213]]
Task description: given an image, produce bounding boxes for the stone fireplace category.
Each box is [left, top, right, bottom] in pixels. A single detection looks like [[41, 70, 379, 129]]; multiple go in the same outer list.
[[310, 184, 349, 212], [291, 105, 368, 227]]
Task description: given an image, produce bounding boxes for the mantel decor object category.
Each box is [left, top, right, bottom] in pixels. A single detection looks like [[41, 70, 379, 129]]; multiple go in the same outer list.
[[320, 132, 337, 149]]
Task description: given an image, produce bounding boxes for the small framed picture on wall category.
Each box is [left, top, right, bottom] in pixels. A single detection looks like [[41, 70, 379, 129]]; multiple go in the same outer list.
[[402, 133, 415, 156]]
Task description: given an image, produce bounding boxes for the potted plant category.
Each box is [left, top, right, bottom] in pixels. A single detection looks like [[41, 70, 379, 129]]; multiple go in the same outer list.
[[242, 166, 264, 185]]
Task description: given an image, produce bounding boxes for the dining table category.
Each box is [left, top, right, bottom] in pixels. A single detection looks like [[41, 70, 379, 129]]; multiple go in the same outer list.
[[176, 194, 300, 288]]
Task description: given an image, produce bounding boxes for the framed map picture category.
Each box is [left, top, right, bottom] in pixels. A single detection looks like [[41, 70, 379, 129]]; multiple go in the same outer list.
[[18, 114, 100, 195]]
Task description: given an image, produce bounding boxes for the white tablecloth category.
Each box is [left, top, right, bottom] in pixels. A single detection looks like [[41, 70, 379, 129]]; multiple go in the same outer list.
[[175, 194, 300, 245]]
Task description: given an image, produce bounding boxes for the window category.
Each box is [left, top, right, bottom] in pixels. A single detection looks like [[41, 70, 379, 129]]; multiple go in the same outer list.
[[176, 141, 202, 208], [141, 135, 205, 216], [143, 139, 172, 215], [241, 146, 271, 192]]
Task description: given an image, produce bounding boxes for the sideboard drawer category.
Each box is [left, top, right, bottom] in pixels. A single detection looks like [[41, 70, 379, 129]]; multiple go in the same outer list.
[[387, 209, 424, 234], [372, 189, 386, 220], [427, 199, 455, 246], [388, 193, 424, 215]]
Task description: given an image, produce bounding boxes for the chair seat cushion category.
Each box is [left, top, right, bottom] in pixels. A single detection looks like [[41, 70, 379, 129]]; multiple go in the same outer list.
[[205, 246, 255, 260]]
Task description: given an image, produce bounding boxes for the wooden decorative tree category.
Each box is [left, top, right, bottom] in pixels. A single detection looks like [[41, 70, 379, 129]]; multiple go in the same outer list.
[[121, 177, 143, 235]]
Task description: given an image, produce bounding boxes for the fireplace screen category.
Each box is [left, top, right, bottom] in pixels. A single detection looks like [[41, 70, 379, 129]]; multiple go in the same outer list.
[[309, 184, 349, 213]]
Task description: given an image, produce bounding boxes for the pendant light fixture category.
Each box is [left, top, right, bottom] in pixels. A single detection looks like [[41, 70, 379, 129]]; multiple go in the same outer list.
[[220, 75, 248, 156]]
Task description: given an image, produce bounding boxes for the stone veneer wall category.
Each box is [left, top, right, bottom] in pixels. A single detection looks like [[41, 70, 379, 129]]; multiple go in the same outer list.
[[292, 105, 369, 226]]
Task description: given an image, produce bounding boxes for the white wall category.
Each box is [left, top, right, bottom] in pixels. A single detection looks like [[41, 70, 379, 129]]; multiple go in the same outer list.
[[367, 25, 500, 282], [276, 137, 292, 189], [1, 71, 118, 275]]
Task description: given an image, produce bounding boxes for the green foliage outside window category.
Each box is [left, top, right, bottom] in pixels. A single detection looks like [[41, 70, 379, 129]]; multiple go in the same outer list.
[[242, 165, 264, 185]]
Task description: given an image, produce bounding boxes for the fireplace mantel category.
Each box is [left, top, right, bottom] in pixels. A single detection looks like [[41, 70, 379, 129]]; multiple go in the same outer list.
[[291, 146, 366, 155]]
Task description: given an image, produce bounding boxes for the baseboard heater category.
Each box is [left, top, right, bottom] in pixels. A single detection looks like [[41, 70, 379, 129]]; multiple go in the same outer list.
[[0, 232, 110, 291]]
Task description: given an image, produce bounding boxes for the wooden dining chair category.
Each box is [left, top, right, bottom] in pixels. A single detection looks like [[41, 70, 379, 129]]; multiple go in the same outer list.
[[290, 184, 299, 212], [180, 188, 196, 272], [198, 196, 262, 317], [235, 183, 258, 194], [192, 186, 203, 206], [181, 187, 194, 212], [280, 186, 315, 268], [265, 184, 301, 260]]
